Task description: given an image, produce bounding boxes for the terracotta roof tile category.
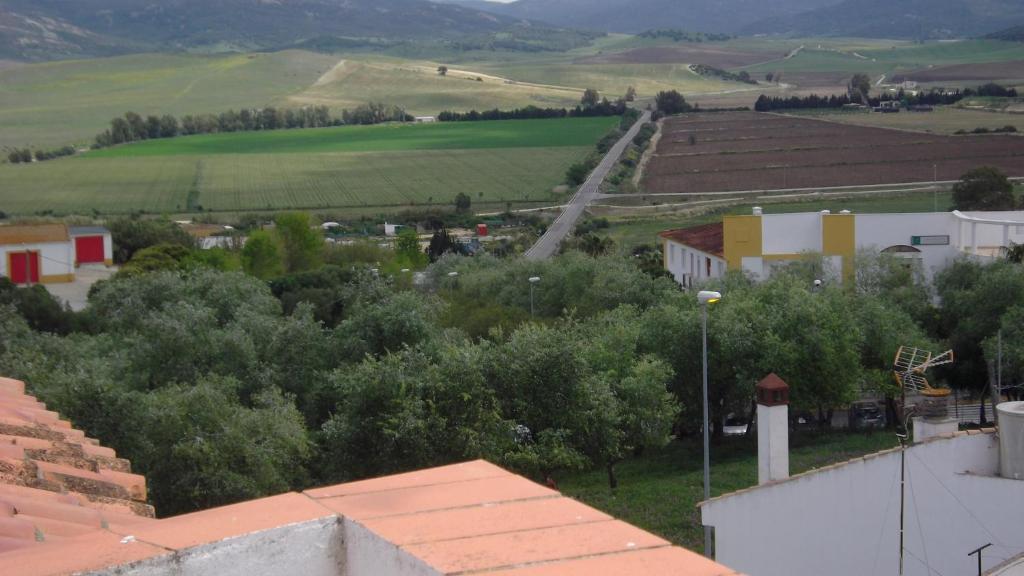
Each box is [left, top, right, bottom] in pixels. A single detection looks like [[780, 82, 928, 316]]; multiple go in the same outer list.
[[0, 224, 70, 246], [483, 546, 743, 576], [0, 530, 168, 576], [305, 459, 510, 499], [318, 474, 557, 520], [409, 520, 669, 574], [361, 496, 611, 545], [105, 492, 336, 551], [659, 222, 725, 257], [0, 377, 154, 556]]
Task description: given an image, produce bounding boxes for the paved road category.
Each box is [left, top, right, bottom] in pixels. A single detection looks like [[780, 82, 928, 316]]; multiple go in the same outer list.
[[525, 110, 651, 260]]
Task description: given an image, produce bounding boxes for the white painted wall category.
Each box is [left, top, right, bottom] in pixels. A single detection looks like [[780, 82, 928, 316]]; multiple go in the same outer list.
[[762, 213, 821, 255], [344, 518, 440, 576], [702, 433, 1024, 576], [756, 404, 789, 485], [854, 213, 958, 281], [663, 239, 727, 287], [0, 242, 74, 280]]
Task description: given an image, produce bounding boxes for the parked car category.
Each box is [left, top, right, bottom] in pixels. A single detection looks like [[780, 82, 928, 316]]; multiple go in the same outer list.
[[849, 401, 885, 430], [723, 414, 749, 437]]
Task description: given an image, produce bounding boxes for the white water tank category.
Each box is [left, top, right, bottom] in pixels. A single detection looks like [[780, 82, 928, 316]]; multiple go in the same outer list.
[[752, 206, 763, 216], [998, 402, 1024, 480]]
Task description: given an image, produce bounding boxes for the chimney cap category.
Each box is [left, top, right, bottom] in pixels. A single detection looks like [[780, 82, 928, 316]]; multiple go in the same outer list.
[[756, 373, 790, 406]]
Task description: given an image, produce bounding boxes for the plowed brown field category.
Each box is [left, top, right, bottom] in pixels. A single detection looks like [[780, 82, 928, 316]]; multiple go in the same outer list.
[[642, 111, 1024, 193]]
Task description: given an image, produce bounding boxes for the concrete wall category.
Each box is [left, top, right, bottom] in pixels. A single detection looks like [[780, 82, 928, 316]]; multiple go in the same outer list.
[[854, 213, 958, 281], [762, 213, 821, 255], [702, 433, 1024, 576], [101, 517, 345, 576], [0, 241, 74, 283], [344, 519, 440, 576]]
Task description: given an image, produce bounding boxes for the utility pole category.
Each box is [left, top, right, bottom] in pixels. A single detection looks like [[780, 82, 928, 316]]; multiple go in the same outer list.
[[933, 164, 938, 212]]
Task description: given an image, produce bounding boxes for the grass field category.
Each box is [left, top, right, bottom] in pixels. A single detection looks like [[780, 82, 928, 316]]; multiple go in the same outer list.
[[87, 116, 617, 157], [789, 107, 1023, 135], [559, 431, 900, 553], [0, 51, 338, 149], [1, 117, 614, 215]]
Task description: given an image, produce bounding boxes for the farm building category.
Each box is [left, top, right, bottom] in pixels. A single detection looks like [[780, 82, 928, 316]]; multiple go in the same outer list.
[[0, 223, 112, 285], [661, 208, 1024, 286]]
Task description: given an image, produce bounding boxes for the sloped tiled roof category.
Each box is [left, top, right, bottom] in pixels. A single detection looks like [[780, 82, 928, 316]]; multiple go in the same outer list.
[[1, 375, 742, 576], [659, 223, 724, 258], [0, 224, 69, 246], [0, 377, 154, 555]]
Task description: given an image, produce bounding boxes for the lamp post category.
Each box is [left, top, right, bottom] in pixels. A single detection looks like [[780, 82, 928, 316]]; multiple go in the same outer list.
[[697, 289, 722, 558], [447, 271, 459, 296], [933, 163, 938, 212], [528, 276, 540, 317]]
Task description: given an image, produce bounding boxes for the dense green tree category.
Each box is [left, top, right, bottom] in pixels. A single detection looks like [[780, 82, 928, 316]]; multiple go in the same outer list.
[[394, 228, 428, 270], [108, 218, 194, 263], [581, 88, 601, 108], [952, 167, 1015, 211], [453, 192, 472, 214], [655, 90, 691, 115], [274, 213, 323, 273], [849, 73, 872, 103], [241, 230, 284, 280]]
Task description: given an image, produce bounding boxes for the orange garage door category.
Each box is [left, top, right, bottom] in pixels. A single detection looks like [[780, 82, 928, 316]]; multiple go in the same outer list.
[[8, 251, 40, 284], [75, 236, 104, 264]]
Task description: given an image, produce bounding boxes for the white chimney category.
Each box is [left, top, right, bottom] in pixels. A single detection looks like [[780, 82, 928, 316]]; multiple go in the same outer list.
[[820, 210, 831, 215], [756, 374, 790, 485], [752, 206, 763, 216], [840, 210, 851, 215]]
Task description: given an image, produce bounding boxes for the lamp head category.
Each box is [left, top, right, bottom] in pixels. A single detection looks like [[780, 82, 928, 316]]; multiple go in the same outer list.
[[697, 290, 722, 305], [448, 271, 459, 277], [528, 276, 541, 284]]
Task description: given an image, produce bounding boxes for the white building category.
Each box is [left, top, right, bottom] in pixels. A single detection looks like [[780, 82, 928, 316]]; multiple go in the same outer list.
[[661, 209, 1024, 285], [700, 398, 1024, 576], [0, 224, 112, 285], [659, 223, 727, 288]]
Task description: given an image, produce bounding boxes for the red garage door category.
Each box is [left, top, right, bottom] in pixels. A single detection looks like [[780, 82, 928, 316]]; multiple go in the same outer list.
[[8, 251, 40, 284], [75, 236, 104, 264]]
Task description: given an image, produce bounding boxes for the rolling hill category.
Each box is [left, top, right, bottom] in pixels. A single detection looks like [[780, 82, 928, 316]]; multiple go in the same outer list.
[[742, 0, 1024, 39], [0, 0, 531, 60], [440, 0, 841, 34], [986, 25, 1024, 42]]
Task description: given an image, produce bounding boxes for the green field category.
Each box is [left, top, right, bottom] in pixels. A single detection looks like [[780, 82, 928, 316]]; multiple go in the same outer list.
[[0, 51, 338, 149], [1, 117, 614, 215], [87, 116, 617, 157]]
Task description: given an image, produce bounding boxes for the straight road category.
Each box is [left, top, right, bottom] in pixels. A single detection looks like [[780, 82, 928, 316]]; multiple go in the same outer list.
[[525, 110, 651, 260]]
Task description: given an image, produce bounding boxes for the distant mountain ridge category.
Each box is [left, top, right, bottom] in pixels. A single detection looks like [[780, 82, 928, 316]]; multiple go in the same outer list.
[[444, 0, 1024, 39], [741, 0, 1024, 39], [986, 25, 1024, 42], [0, 0, 528, 60], [439, 0, 840, 34]]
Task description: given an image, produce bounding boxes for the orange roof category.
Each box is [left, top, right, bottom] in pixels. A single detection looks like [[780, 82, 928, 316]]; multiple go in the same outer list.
[[756, 373, 789, 391], [659, 223, 724, 257], [0, 375, 743, 575], [0, 377, 154, 556], [0, 225, 69, 246]]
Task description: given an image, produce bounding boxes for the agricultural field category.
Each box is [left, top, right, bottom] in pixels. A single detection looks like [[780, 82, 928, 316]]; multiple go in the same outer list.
[[789, 107, 1023, 135], [0, 117, 615, 216], [641, 111, 1024, 194], [0, 50, 338, 149]]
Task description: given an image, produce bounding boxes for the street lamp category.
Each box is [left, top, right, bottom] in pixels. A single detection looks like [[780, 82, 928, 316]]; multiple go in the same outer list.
[[528, 276, 541, 317], [447, 271, 459, 295], [697, 289, 721, 558]]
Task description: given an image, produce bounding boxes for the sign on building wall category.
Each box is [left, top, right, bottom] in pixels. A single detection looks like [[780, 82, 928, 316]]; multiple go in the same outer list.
[[911, 235, 950, 246]]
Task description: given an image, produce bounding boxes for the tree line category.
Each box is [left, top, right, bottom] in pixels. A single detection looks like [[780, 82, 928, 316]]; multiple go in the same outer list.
[[6, 145, 76, 164], [438, 95, 629, 122], [92, 103, 412, 149], [754, 82, 1019, 112]]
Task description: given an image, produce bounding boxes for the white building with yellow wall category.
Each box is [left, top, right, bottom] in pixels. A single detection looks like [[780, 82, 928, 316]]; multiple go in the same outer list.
[[662, 208, 1024, 285]]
